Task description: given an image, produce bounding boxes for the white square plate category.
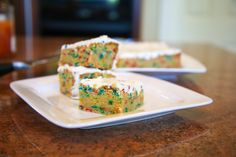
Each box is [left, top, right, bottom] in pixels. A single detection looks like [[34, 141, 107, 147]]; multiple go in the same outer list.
[[115, 53, 207, 74], [10, 72, 212, 129]]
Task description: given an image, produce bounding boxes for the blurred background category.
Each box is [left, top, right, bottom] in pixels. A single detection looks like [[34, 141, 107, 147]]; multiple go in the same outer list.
[[0, 0, 236, 75], [11, 0, 236, 50], [1, 0, 236, 50], [11, 0, 141, 39]]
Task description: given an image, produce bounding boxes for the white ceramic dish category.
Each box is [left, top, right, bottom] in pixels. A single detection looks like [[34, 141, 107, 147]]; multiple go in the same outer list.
[[10, 72, 212, 129], [115, 53, 207, 74]]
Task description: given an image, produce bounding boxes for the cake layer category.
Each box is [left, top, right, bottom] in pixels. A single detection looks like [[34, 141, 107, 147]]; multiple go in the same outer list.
[[79, 78, 144, 115], [59, 35, 119, 70], [58, 65, 115, 99]]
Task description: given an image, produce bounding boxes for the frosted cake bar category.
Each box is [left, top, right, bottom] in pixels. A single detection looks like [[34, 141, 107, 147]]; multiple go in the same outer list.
[[58, 65, 115, 99], [79, 78, 144, 115], [59, 35, 119, 70], [117, 42, 181, 68]]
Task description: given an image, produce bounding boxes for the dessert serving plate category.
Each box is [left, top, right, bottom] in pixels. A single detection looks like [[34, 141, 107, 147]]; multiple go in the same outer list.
[[10, 72, 212, 129]]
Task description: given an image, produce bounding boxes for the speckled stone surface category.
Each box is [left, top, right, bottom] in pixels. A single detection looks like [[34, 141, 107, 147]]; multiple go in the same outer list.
[[0, 40, 236, 157]]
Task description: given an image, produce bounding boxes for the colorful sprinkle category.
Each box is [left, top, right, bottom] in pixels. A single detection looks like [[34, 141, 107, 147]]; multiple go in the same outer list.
[[99, 53, 104, 60], [112, 89, 120, 97], [89, 63, 94, 67], [70, 53, 79, 58], [102, 46, 107, 52], [91, 45, 97, 53], [89, 73, 95, 78], [98, 88, 105, 95], [165, 55, 172, 61], [128, 93, 132, 99], [87, 86, 93, 92], [74, 62, 79, 66], [108, 100, 113, 105]]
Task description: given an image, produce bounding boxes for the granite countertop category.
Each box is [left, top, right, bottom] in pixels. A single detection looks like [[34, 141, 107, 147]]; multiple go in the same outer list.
[[0, 37, 235, 156]]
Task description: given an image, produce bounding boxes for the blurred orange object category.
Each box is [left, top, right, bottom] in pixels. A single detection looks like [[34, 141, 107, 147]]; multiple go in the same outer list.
[[0, 20, 12, 58]]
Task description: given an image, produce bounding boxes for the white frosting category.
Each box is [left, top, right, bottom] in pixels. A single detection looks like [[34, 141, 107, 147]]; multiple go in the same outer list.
[[118, 49, 181, 60], [61, 35, 119, 50], [57, 64, 114, 74], [58, 64, 115, 99], [118, 42, 181, 60], [80, 78, 143, 94], [119, 42, 169, 52]]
